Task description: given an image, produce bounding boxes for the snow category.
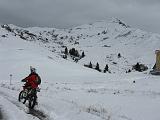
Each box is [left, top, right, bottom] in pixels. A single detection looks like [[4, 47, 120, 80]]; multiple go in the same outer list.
[[0, 19, 160, 120]]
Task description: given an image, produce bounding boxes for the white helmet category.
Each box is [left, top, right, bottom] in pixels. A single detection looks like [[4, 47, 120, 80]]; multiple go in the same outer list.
[[30, 66, 36, 73]]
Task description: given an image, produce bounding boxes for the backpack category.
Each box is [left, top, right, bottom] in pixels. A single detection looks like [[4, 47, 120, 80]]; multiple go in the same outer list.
[[36, 75, 41, 85]]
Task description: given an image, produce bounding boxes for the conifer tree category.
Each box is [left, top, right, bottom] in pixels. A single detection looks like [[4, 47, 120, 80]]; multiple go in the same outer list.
[[89, 61, 92, 68], [95, 62, 100, 71], [82, 51, 85, 58], [104, 64, 109, 73], [135, 62, 141, 71], [65, 47, 68, 55], [118, 53, 121, 58]]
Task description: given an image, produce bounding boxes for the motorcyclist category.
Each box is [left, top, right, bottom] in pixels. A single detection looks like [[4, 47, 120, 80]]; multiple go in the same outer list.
[[21, 66, 41, 104]]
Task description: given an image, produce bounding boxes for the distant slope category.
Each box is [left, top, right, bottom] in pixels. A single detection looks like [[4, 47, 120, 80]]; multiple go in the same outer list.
[[0, 26, 99, 83], [1, 18, 160, 73]]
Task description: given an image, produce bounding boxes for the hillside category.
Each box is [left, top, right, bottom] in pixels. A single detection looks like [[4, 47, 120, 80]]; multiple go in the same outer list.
[[1, 18, 159, 74]]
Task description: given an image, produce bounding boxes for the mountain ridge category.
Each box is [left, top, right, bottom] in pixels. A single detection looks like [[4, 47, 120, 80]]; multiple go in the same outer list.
[[1, 18, 159, 73]]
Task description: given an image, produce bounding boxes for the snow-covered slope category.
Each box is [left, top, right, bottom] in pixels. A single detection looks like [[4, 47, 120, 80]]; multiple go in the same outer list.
[[1, 18, 160, 120], [1, 18, 160, 74]]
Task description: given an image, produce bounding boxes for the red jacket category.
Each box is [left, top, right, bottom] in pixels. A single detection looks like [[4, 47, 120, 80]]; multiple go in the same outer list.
[[23, 73, 40, 89]]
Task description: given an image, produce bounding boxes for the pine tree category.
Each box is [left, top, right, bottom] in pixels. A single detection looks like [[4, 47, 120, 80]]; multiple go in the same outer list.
[[104, 64, 109, 73], [118, 53, 121, 58], [135, 62, 141, 72], [89, 61, 92, 68], [65, 47, 68, 55], [82, 51, 85, 58], [95, 62, 100, 71], [69, 48, 75, 56], [75, 50, 79, 57], [128, 69, 131, 73]]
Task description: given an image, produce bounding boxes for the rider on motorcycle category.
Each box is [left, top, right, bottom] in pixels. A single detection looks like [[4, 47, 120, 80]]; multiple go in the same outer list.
[[21, 66, 41, 103]]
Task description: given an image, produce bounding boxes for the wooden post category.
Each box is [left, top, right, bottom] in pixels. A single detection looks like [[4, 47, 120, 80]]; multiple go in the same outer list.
[[155, 50, 160, 71], [10, 74, 12, 85]]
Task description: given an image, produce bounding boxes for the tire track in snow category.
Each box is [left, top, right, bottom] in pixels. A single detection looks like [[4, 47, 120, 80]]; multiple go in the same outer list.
[[28, 108, 48, 120], [0, 90, 49, 120]]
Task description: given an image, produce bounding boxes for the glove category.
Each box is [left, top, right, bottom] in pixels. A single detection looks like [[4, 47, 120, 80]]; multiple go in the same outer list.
[[21, 79, 26, 82]]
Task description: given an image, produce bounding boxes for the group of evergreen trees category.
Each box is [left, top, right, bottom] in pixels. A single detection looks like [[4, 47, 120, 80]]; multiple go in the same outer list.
[[132, 62, 148, 72], [63, 47, 85, 62], [63, 49, 148, 73], [69, 48, 80, 57], [85, 61, 148, 73], [85, 62, 109, 73], [84, 53, 122, 73]]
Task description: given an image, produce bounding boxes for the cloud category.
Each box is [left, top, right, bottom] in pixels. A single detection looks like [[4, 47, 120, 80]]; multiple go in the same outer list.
[[0, 0, 160, 33]]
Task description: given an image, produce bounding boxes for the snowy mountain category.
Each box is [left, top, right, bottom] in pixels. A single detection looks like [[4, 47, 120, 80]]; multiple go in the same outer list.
[[0, 18, 160, 120], [1, 18, 160, 74]]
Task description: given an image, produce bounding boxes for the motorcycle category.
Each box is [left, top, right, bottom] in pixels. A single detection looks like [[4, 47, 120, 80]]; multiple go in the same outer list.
[[18, 84, 40, 109]]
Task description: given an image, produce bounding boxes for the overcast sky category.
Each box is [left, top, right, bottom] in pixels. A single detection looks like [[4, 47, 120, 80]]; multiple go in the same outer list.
[[0, 0, 160, 33]]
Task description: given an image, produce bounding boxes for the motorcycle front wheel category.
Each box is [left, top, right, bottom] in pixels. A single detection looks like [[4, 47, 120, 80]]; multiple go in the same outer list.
[[18, 90, 27, 103]]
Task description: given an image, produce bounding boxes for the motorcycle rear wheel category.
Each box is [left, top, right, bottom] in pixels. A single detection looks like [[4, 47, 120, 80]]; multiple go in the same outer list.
[[29, 95, 37, 109]]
